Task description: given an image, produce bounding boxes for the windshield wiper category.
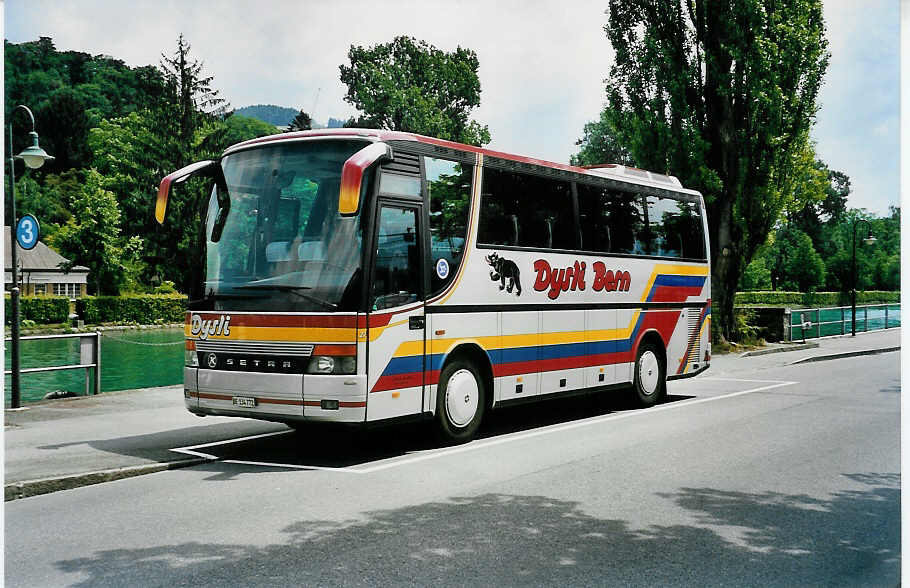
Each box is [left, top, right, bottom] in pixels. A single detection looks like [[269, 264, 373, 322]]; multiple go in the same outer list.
[[234, 284, 338, 310]]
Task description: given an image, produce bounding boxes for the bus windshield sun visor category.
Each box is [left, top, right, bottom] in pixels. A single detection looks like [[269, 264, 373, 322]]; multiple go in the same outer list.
[[338, 142, 393, 215], [156, 160, 226, 225]]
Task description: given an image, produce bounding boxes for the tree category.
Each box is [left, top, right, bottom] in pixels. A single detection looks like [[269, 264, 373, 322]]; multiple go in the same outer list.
[[87, 36, 237, 292], [49, 169, 142, 295], [588, 0, 829, 339], [570, 108, 634, 166], [287, 110, 312, 132], [220, 113, 278, 145], [159, 34, 229, 156], [789, 160, 851, 257], [767, 227, 826, 292], [339, 36, 491, 146], [739, 255, 772, 290], [33, 88, 93, 171]]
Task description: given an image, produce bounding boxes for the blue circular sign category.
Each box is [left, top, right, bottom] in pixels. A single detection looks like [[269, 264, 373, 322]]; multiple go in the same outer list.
[[435, 258, 450, 280], [16, 214, 40, 250]]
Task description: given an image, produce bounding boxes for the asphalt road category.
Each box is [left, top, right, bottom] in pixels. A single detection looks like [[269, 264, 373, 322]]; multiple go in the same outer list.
[[5, 352, 900, 587]]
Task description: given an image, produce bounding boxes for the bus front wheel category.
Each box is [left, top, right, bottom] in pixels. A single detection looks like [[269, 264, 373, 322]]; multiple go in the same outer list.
[[436, 358, 485, 444], [632, 342, 665, 407]]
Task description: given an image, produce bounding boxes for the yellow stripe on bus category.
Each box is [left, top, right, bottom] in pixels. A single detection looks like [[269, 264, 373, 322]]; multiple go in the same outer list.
[[390, 311, 644, 359], [185, 326, 357, 343]]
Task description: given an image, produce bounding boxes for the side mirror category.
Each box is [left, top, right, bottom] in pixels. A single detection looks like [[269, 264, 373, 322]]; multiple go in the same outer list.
[[339, 142, 393, 215], [156, 160, 220, 224]]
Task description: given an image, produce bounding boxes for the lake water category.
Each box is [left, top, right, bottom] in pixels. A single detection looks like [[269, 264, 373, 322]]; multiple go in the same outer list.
[[5, 327, 184, 406]]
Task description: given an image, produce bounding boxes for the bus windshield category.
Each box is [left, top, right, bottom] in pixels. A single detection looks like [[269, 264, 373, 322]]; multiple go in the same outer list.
[[197, 139, 370, 312]]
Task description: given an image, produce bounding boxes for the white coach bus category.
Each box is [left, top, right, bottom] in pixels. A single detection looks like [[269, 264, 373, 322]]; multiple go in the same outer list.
[[157, 129, 711, 443]]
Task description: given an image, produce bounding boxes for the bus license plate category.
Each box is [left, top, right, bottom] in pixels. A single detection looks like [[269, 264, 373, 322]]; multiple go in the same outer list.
[[232, 396, 257, 408]]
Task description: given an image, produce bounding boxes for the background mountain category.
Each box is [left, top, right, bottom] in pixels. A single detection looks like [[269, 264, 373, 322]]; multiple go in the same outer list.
[[234, 104, 298, 126]]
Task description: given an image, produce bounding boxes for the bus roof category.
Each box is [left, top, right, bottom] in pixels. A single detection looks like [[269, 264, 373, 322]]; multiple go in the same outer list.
[[227, 128, 692, 194]]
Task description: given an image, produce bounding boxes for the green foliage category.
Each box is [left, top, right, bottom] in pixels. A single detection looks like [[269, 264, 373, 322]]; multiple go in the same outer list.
[[339, 36, 491, 146], [740, 256, 772, 290], [734, 290, 899, 306], [153, 280, 178, 294], [76, 294, 187, 324], [768, 227, 826, 292], [4, 37, 166, 171], [4, 296, 70, 324], [159, 34, 229, 147], [220, 114, 277, 146], [47, 169, 142, 295], [570, 108, 634, 166], [287, 110, 312, 132], [751, 206, 901, 294], [732, 308, 763, 345], [89, 36, 237, 294], [593, 0, 829, 339]]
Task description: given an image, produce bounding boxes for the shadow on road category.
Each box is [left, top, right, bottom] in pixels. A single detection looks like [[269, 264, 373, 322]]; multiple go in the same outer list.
[[47, 472, 899, 587], [186, 391, 696, 470]]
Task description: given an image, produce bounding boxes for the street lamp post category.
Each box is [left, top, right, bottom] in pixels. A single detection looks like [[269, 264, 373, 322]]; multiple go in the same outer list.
[[851, 218, 876, 337], [7, 104, 54, 409]]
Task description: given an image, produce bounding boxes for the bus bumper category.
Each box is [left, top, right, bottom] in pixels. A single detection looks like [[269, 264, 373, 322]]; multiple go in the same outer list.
[[183, 368, 367, 424]]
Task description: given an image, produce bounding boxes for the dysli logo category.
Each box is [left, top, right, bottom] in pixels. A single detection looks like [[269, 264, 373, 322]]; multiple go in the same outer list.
[[189, 314, 232, 340]]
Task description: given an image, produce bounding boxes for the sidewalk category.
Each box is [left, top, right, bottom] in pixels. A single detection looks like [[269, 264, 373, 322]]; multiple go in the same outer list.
[[4, 328, 901, 500]]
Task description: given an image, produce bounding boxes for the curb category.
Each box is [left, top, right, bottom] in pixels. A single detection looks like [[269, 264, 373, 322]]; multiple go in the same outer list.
[[788, 346, 901, 365], [741, 342, 819, 357], [4, 457, 212, 502]]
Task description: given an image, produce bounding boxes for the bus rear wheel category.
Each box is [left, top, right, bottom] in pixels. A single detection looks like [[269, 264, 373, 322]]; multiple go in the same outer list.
[[632, 342, 665, 407], [435, 358, 485, 444]]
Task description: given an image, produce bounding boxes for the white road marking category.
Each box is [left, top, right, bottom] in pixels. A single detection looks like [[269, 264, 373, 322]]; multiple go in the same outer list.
[[170, 378, 798, 474]]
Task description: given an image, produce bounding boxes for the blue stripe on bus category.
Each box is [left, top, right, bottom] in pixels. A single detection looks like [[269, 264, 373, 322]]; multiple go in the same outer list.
[[645, 274, 706, 302], [381, 335, 639, 378]]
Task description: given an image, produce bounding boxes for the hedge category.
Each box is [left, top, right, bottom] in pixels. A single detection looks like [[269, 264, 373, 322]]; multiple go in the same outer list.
[[4, 296, 71, 324], [735, 290, 899, 307], [76, 294, 188, 324]]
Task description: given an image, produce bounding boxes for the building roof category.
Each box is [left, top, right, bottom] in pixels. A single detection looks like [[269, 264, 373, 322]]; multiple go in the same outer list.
[[4, 226, 89, 274]]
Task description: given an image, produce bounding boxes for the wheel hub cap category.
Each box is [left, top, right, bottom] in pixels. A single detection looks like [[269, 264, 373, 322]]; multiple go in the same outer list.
[[639, 351, 660, 396], [445, 369, 479, 427]]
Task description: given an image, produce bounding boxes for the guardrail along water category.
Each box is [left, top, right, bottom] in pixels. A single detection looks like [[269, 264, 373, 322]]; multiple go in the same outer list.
[[4, 328, 183, 406], [789, 303, 900, 340]]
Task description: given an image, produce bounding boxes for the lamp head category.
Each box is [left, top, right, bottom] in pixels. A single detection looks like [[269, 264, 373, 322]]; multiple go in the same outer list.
[[16, 131, 54, 169], [863, 234, 877, 246]]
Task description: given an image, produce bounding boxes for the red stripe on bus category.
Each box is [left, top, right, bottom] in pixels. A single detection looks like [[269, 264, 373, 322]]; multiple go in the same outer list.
[[195, 392, 303, 406], [647, 286, 704, 303], [492, 351, 634, 377], [371, 372, 423, 392], [363, 312, 394, 328]]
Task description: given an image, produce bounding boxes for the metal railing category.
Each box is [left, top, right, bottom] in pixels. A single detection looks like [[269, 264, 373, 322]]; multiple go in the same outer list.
[[4, 332, 101, 397], [787, 303, 900, 341]]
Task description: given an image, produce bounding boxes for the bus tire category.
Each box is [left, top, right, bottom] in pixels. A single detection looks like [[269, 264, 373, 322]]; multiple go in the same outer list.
[[632, 342, 665, 407], [435, 358, 485, 444]]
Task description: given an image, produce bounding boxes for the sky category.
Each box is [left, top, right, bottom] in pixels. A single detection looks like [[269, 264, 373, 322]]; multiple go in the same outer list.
[[3, 0, 900, 215]]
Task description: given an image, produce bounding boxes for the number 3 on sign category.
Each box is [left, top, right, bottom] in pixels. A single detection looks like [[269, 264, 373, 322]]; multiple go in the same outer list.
[[16, 214, 40, 250]]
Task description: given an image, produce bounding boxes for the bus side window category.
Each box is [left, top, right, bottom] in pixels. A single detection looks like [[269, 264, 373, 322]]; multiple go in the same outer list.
[[606, 190, 646, 255], [646, 195, 704, 259], [426, 157, 472, 295], [478, 167, 574, 250]]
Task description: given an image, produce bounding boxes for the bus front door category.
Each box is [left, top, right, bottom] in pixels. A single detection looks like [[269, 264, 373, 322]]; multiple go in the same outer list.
[[366, 202, 426, 421]]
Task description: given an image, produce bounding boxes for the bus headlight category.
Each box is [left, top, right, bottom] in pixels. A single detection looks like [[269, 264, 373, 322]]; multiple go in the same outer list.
[[307, 345, 357, 375], [307, 356, 357, 374], [309, 356, 335, 374], [185, 340, 198, 367]]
